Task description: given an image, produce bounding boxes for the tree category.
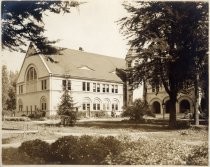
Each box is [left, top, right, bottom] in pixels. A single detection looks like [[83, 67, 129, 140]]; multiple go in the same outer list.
[[58, 86, 77, 126], [2, 0, 81, 54], [6, 70, 19, 114], [2, 65, 9, 114], [119, 2, 208, 128]]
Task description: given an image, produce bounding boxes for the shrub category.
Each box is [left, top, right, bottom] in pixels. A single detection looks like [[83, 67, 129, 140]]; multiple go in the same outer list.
[[76, 111, 86, 119], [4, 116, 30, 121], [92, 110, 108, 118], [28, 110, 46, 120], [187, 144, 208, 165], [122, 99, 150, 121], [18, 139, 51, 163], [2, 147, 46, 165], [50, 135, 123, 164]]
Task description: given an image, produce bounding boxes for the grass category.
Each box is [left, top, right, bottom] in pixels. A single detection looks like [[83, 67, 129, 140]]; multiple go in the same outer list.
[[2, 118, 208, 165]]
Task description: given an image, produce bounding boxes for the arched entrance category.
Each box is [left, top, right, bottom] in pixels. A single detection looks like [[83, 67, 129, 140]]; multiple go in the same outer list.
[[152, 101, 161, 114], [179, 100, 190, 113]]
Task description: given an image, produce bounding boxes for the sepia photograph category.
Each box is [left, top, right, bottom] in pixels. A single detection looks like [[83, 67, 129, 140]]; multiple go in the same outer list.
[[1, 0, 209, 166]]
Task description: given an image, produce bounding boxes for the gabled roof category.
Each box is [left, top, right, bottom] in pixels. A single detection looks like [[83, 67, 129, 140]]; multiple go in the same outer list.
[[41, 48, 126, 83]]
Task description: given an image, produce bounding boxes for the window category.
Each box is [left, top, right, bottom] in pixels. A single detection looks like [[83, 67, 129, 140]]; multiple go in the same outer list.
[[112, 85, 114, 93], [103, 99, 110, 111], [62, 80, 71, 90], [87, 82, 90, 91], [26, 106, 28, 114], [40, 97, 47, 111], [18, 99, 23, 112], [26, 67, 37, 81], [97, 104, 100, 110], [82, 82, 90, 91], [93, 99, 101, 111], [97, 83, 100, 92], [83, 103, 86, 110], [93, 103, 96, 110], [41, 80, 47, 90], [35, 105, 37, 111], [103, 84, 105, 92], [106, 84, 109, 93], [67, 80, 71, 90], [115, 85, 118, 93], [82, 82, 86, 91], [19, 85, 23, 94], [93, 83, 96, 92]]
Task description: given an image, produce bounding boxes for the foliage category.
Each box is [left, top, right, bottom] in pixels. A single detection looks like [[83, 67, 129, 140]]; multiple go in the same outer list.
[[28, 110, 46, 120], [92, 110, 109, 118], [2, 65, 9, 112], [18, 139, 51, 163], [76, 111, 86, 119], [119, 2, 208, 127], [2, 147, 47, 165], [187, 143, 208, 165], [57, 89, 77, 126], [122, 99, 150, 121], [50, 135, 123, 164], [109, 138, 197, 165], [4, 116, 30, 121], [2, 1, 81, 54]]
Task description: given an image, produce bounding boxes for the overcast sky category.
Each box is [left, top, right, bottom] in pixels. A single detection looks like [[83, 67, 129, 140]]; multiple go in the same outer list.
[[2, 0, 130, 72]]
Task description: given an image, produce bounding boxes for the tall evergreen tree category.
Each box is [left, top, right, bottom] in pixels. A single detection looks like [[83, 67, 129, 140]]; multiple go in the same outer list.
[[2, 65, 9, 113], [119, 2, 208, 127], [2, 1, 81, 54], [58, 86, 77, 126]]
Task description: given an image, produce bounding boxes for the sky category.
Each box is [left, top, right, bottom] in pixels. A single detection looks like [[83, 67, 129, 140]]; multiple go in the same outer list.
[[2, 0, 129, 72]]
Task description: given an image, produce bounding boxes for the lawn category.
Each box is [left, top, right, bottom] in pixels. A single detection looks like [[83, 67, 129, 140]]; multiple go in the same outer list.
[[2, 118, 209, 165]]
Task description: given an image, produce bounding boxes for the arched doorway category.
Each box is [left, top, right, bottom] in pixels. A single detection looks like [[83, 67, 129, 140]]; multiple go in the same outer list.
[[179, 100, 190, 113], [152, 101, 161, 114], [165, 100, 170, 113]]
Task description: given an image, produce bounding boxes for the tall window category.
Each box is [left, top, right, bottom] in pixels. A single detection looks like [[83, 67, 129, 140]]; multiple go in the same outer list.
[[106, 84, 109, 93], [103, 99, 110, 111], [93, 83, 96, 92], [115, 85, 118, 93], [62, 80, 71, 90], [87, 82, 90, 91], [41, 80, 47, 90], [26, 67, 37, 81], [19, 85, 23, 94], [82, 82, 90, 91], [112, 100, 119, 111], [93, 99, 101, 110], [26, 67, 37, 92], [40, 96, 47, 111], [112, 85, 114, 93], [103, 84, 105, 92], [97, 83, 100, 92], [83, 98, 91, 111]]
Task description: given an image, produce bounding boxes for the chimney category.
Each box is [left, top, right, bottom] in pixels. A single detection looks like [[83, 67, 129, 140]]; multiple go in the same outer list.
[[79, 47, 84, 51]]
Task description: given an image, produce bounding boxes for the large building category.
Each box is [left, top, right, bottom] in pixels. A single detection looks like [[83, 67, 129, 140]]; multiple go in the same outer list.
[[125, 47, 196, 115], [16, 43, 126, 117]]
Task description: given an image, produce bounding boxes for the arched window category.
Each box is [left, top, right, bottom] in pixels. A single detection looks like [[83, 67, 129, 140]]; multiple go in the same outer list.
[[82, 98, 91, 111], [180, 100, 190, 113], [26, 66, 37, 92], [26, 67, 37, 81], [93, 98, 101, 111], [18, 99, 23, 112], [40, 96, 47, 111], [112, 99, 119, 111]]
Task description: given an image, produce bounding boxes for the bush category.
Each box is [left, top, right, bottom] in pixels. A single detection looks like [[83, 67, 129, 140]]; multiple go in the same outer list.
[[76, 111, 86, 119], [28, 110, 46, 120], [187, 144, 208, 165], [18, 139, 51, 163], [2, 148, 45, 165], [51, 135, 123, 164], [92, 110, 109, 118], [122, 99, 150, 121], [4, 116, 30, 121]]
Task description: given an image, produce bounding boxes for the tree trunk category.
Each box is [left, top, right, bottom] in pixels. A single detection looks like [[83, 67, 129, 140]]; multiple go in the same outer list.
[[169, 94, 177, 128]]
